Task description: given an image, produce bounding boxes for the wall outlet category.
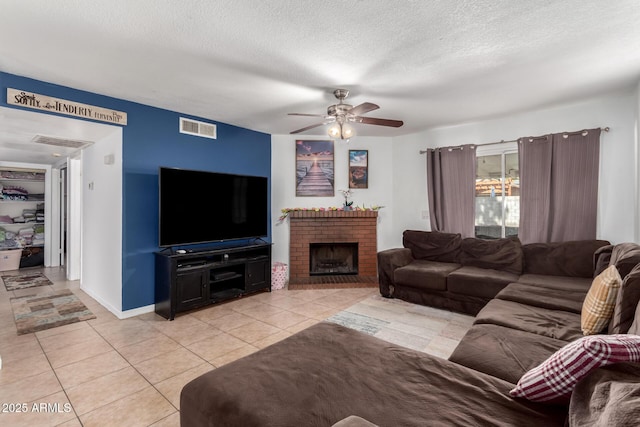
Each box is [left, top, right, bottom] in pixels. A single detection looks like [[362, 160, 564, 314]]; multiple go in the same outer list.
[[421, 210, 429, 219]]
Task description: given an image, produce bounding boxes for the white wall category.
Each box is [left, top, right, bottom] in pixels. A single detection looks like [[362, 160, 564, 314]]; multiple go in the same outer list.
[[392, 89, 639, 245], [636, 81, 640, 243], [271, 135, 396, 266], [80, 128, 124, 317]]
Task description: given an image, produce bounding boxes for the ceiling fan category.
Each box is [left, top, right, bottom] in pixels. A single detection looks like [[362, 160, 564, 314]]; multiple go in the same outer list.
[[288, 89, 403, 139]]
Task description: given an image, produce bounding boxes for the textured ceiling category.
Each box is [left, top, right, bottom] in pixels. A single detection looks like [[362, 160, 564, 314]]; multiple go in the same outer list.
[[1, 0, 640, 146]]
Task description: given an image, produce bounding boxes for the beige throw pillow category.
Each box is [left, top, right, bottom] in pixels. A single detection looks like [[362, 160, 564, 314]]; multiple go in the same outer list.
[[581, 265, 622, 335]]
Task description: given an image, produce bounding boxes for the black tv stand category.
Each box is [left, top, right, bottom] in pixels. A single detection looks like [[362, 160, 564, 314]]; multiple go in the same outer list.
[[155, 243, 272, 320]]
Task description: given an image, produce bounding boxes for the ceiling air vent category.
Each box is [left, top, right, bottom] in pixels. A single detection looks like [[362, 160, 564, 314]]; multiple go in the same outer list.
[[31, 135, 94, 149], [179, 117, 217, 139]]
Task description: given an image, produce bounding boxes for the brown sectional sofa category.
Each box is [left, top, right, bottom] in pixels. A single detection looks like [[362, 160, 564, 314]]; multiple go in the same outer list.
[[180, 234, 640, 426], [378, 230, 610, 315], [449, 241, 640, 385]]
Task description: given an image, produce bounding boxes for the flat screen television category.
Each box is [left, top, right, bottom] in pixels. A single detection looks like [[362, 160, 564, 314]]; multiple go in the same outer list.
[[159, 167, 269, 247]]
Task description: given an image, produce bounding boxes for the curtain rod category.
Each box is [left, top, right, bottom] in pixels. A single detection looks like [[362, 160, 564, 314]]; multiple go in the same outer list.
[[419, 126, 610, 154]]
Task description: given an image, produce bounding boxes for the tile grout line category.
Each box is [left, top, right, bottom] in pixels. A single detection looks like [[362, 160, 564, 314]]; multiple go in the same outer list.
[[33, 328, 84, 426], [86, 320, 186, 417]]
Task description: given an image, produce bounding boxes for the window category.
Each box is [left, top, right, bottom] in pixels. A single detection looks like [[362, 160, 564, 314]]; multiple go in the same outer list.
[[475, 148, 519, 239]]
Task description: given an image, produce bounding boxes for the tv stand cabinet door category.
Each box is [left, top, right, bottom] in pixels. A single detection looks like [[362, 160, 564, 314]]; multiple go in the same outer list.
[[176, 269, 209, 311], [245, 260, 270, 292]]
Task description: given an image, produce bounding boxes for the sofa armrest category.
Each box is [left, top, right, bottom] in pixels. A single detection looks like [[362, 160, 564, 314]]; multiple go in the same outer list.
[[377, 248, 413, 297]]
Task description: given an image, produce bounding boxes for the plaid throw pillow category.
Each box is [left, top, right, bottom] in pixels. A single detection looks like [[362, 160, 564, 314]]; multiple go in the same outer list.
[[581, 265, 622, 335], [510, 334, 640, 403]]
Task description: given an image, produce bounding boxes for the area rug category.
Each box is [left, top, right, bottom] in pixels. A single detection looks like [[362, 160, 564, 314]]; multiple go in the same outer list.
[[326, 295, 475, 359], [2, 272, 53, 291], [10, 289, 96, 335]]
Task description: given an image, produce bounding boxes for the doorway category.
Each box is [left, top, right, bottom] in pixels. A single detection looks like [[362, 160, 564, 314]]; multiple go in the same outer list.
[[59, 165, 67, 267]]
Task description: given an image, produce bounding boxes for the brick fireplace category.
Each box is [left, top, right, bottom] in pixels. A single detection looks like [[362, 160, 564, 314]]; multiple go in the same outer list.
[[288, 210, 378, 288]]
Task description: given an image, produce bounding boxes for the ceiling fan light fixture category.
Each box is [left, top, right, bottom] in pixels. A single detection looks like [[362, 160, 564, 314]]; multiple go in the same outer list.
[[342, 123, 354, 138], [289, 88, 401, 136], [328, 124, 341, 138], [327, 122, 354, 140]]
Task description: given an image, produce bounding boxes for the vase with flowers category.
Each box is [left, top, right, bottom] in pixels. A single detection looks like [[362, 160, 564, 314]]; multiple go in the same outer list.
[[339, 189, 353, 211]]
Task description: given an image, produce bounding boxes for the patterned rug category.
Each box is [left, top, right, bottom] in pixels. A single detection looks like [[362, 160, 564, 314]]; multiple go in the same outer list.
[[2, 272, 53, 291], [10, 289, 96, 335], [326, 295, 475, 359]]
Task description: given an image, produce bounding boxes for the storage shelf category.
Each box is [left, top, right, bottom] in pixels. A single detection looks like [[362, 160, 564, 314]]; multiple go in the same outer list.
[[0, 200, 44, 203], [0, 168, 46, 270], [211, 272, 243, 283], [210, 288, 244, 301]]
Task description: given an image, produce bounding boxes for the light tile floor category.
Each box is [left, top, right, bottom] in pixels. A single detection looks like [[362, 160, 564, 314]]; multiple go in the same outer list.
[[0, 267, 378, 427]]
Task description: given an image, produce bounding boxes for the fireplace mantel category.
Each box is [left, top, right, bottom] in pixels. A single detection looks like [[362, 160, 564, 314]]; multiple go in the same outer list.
[[288, 210, 378, 288], [288, 210, 379, 219]]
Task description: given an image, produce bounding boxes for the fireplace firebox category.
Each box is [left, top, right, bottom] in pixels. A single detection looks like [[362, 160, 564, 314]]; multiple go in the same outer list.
[[309, 243, 358, 276]]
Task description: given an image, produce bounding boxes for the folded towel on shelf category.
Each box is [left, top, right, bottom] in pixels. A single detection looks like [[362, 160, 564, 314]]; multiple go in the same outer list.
[[2, 186, 29, 201], [19, 228, 33, 236]]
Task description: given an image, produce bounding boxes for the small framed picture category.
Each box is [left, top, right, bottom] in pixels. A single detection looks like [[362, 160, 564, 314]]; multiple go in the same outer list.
[[349, 150, 368, 189], [295, 140, 335, 196]]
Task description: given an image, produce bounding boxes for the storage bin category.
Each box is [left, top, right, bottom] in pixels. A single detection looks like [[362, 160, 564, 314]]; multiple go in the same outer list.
[[271, 262, 288, 290], [0, 248, 22, 272]]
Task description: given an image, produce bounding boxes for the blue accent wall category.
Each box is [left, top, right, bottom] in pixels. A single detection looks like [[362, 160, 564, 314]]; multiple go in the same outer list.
[[0, 71, 271, 311]]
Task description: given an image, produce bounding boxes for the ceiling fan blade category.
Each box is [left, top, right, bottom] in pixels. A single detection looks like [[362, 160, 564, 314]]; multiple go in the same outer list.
[[348, 102, 379, 116], [288, 113, 325, 117], [357, 116, 404, 128], [290, 120, 334, 134]]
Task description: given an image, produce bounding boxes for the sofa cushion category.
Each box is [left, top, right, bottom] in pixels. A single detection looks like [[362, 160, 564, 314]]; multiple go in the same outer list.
[[474, 299, 582, 342], [447, 266, 519, 299], [593, 244, 614, 276], [568, 362, 640, 427], [449, 324, 566, 385], [510, 334, 640, 404], [394, 260, 460, 291], [627, 296, 640, 335], [609, 263, 640, 334], [581, 265, 622, 335], [517, 274, 592, 293], [402, 230, 461, 263], [496, 283, 585, 314], [522, 240, 610, 278], [459, 236, 523, 274], [610, 242, 640, 280]]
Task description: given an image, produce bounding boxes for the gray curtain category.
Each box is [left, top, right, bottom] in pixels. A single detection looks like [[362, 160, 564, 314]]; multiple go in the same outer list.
[[426, 144, 476, 238], [518, 128, 600, 244]]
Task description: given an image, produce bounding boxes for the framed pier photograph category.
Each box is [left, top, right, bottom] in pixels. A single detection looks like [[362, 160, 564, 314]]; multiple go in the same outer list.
[[295, 140, 335, 197]]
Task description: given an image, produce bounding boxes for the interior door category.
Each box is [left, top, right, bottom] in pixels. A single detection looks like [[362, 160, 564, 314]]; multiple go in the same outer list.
[[59, 166, 67, 267]]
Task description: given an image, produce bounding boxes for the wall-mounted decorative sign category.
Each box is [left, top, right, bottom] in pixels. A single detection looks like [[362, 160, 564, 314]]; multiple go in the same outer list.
[[295, 140, 334, 197], [349, 149, 368, 188], [7, 88, 127, 125]]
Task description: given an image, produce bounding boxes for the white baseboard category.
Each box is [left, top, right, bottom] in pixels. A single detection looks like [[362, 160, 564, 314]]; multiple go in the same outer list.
[[118, 304, 155, 319], [80, 285, 155, 319]]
